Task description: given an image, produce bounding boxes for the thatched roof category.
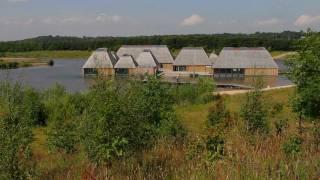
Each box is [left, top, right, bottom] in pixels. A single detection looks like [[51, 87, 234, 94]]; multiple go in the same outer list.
[[82, 48, 117, 69], [117, 45, 174, 64], [214, 47, 279, 69], [173, 47, 211, 66], [114, 55, 137, 69], [136, 51, 158, 68]]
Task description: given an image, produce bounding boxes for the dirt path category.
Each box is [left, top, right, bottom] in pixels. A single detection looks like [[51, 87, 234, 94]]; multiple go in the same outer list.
[[215, 85, 295, 96]]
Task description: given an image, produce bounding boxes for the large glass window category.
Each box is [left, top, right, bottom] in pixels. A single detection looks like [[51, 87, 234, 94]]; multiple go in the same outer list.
[[116, 68, 129, 75], [174, 66, 187, 71], [84, 68, 98, 75]]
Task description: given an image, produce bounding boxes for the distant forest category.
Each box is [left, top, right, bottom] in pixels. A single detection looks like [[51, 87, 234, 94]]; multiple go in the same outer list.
[[0, 31, 304, 53]]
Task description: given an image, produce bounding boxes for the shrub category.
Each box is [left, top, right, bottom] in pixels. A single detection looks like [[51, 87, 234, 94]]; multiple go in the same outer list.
[[274, 119, 289, 136], [80, 77, 183, 164], [207, 98, 230, 131], [0, 82, 35, 179], [282, 135, 303, 156], [241, 79, 269, 134], [44, 85, 82, 154]]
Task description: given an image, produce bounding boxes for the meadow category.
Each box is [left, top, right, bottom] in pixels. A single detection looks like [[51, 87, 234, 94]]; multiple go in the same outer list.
[[25, 86, 319, 179]]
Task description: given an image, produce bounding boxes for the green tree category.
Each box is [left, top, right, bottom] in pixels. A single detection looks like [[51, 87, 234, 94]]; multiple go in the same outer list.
[[240, 80, 269, 134], [0, 82, 35, 179], [287, 32, 320, 133], [207, 97, 230, 132], [80, 78, 183, 164], [44, 85, 81, 154]]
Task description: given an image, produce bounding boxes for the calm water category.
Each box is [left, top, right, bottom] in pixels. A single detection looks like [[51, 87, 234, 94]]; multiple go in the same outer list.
[[0, 59, 293, 92], [0, 59, 94, 92]]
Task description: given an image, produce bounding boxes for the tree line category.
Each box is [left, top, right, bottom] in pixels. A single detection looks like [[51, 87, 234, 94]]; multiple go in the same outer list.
[[0, 31, 303, 53]]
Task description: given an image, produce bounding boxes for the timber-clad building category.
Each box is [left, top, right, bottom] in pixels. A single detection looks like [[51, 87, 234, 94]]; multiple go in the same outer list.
[[213, 47, 279, 77], [117, 45, 174, 71], [82, 46, 279, 77], [173, 47, 212, 73]]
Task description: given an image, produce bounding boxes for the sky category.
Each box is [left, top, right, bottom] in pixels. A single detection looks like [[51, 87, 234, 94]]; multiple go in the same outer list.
[[0, 0, 320, 41]]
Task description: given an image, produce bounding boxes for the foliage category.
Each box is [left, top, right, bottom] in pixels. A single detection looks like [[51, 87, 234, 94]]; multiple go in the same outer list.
[[80, 77, 183, 164], [0, 60, 18, 69], [288, 32, 320, 121], [173, 77, 215, 104], [0, 31, 303, 53], [44, 85, 82, 154], [0, 82, 35, 179], [240, 80, 269, 134], [274, 119, 289, 136], [282, 135, 303, 156], [207, 97, 230, 131]]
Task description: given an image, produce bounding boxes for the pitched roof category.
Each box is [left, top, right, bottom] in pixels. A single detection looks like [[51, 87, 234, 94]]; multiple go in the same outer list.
[[214, 47, 279, 69], [135, 51, 158, 68], [114, 55, 137, 69], [173, 47, 211, 66], [117, 45, 174, 64], [82, 48, 117, 69]]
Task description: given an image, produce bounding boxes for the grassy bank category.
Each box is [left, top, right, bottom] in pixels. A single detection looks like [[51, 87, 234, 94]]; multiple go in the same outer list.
[[0, 58, 51, 69], [3, 50, 91, 59]]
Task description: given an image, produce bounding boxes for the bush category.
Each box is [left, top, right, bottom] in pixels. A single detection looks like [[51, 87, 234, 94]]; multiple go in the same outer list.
[[0, 82, 35, 179], [274, 119, 289, 136], [80, 77, 183, 164], [44, 85, 83, 154], [282, 136, 303, 156], [241, 80, 269, 134], [207, 98, 230, 130]]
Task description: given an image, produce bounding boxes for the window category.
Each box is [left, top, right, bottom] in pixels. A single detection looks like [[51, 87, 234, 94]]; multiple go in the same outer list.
[[116, 68, 129, 75], [84, 68, 98, 75], [174, 66, 187, 71]]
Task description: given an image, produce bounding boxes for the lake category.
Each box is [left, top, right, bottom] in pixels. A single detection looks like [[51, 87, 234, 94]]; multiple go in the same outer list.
[[0, 59, 293, 92]]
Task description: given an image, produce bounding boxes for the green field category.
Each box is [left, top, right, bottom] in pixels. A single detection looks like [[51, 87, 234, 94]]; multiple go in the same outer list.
[[3, 50, 91, 59]]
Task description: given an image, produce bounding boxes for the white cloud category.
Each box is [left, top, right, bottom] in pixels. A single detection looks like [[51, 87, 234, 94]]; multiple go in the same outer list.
[[180, 14, 205, 26], [42, 14, 123, 25], [96, 14, 122, 23], [257, 18, 281, 26], [0, 17, 33, 25], [294, 15, 320, 26], [7, 0, 30, 3]]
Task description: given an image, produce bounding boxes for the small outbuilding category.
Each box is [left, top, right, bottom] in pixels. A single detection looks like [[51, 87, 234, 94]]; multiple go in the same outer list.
[[114, 55, 138, 75], [213, 47, 279, 77], [117, 45, 174, 71], [173, 47, 212, 73], [82, 48, 117, 76], [135, 50, 159, 75]]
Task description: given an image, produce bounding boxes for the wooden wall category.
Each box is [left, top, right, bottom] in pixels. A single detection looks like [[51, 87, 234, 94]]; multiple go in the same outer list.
[[245, 68, 278, 76], [136, 67, 156, 75], [161, 64, 173, 71], [186, 65, 211, 73], [97, 68, 114, 76]]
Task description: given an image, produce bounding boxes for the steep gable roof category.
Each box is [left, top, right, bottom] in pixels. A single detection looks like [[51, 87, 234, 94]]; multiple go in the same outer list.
[[173, 47, 211, 66], [214, 47, 278, 69], [114, 55, 137, 69], [135, 51, 158, 68], [82, 48, 117, 69], [117, 45, 174, 64]]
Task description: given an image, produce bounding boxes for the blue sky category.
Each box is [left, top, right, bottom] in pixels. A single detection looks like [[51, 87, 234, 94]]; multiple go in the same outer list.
[[0, 0, 320, 41]]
